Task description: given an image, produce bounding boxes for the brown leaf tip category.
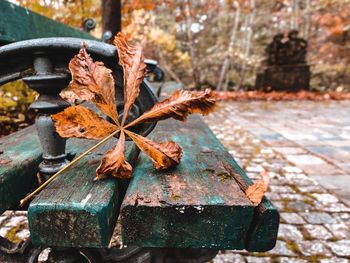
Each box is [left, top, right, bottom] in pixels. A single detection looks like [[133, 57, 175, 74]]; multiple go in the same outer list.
[[95, 131, 133, 180], [245, 171, 270, 207], [155, 141, 183, 170]]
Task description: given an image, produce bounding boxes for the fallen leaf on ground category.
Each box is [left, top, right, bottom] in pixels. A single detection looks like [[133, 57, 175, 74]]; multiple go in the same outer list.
[[213, 90, 350, 101]]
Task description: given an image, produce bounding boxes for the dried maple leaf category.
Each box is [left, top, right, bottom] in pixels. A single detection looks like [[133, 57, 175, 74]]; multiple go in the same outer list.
[[114, 32, 146, 126], [96, 131, 132, 179], [125, 89, 216, 128], [60, 43, 120, 126], [125, 130, 182, 170], [245, 171, 270, 207], [52, 34, 216, 180], [52, 105, 118, 140]]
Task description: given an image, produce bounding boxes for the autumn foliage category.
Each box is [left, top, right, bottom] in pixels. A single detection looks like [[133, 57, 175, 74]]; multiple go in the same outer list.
[[52, 33, 216, 180]]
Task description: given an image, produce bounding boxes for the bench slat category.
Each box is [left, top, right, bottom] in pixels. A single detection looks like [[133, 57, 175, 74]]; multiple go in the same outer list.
[[120, 116, 255, 249], [0, 126, 41, 214], [223, 159, 279, 252], [226, 158, 280, 252], [28, 139, 139, 248], [0, 1, 96, 45], [0, 126, 113, 212], [246, 198, 279, 252]]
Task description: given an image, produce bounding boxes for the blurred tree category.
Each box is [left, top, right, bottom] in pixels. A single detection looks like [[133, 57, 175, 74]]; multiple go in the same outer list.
[[11, 0, 350, 91], [217, 1, 241, 91], [15, 0, 102, 33]]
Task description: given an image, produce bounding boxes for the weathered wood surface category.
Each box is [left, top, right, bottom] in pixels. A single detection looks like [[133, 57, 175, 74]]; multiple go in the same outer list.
[[0, 126, 41, 214], [120, 116, 255, 249], [0, 1, 96, 45], [245, 198, 279, 252], [28, 140, 139, 248], [223, 160, 279, 252]]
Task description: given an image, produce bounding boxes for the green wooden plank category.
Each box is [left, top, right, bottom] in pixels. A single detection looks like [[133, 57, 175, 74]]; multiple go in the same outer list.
[[223, 161, 280, 252], [156, 82, 279, 251], [0, 126, 41, 214], [28, 140, 139, 248], [0, 1, 97, 45], [245, 198, 279, 252], [0, 125, 111, 214], [120, 116, 255, 249]]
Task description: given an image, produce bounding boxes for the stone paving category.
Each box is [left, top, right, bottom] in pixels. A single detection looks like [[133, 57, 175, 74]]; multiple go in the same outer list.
[[204, 101, 350, 262], [1, 100, 350, 262]]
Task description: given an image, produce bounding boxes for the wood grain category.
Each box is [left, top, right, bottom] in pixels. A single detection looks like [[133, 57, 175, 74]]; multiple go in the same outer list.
[[120, 116, 255, 249], [0, 126, 41, 213], [1, 81, 278, 250], [222, 157, 279, 252], [28, 139, 139, 248]]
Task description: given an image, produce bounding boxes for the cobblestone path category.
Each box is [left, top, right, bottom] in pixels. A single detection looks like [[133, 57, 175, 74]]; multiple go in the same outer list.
[[205, 101, 350, 263], [0, 101, 350, 262]]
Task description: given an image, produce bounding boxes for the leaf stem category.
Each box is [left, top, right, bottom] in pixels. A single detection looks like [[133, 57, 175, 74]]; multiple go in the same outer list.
[[123, 118, 141, 130], [20, 129, 121, 207]]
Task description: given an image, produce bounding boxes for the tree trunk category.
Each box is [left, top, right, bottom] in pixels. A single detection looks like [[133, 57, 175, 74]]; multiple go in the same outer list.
[[102, 0, 122, 38], [183, 0, 201, 89], [238, 0, 255, 88], [216, 2, 241, 91], [156, 46, 184, 86]]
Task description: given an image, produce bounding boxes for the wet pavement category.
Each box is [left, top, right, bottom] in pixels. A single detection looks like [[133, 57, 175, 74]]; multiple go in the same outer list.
[[1, 100, 350, 262], [204, 100, 350, 262]]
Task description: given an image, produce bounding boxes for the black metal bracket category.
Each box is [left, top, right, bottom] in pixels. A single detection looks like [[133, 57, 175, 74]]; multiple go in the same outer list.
[[145, 59, 165, 82], [23, 54, 71, 179], [82, 18, 96, 32]]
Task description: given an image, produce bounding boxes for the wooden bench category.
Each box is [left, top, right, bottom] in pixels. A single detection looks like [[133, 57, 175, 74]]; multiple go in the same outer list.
[[0, 2, 279, 262], [0, 82, 279, 252]]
